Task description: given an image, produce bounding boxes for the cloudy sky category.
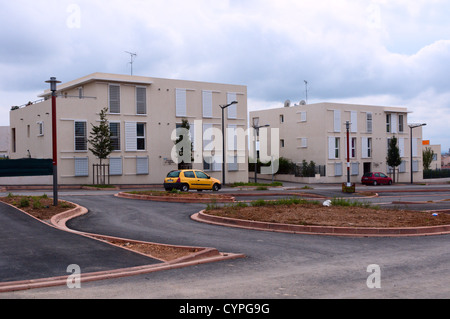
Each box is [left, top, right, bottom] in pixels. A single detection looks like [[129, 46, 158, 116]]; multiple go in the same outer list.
[[1, 0, 450, 151]]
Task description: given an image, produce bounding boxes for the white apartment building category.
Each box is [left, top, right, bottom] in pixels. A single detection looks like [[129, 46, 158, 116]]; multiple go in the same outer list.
[[250, 102, 424, 183], [9, 72, 249, 185]]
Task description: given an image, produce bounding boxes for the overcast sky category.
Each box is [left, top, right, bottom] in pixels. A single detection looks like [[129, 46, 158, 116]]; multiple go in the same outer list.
[[1, 0, 450, 151]]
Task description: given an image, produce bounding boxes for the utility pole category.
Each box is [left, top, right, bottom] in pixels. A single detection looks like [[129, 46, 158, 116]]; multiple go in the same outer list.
[[45, 77, 61, 206]]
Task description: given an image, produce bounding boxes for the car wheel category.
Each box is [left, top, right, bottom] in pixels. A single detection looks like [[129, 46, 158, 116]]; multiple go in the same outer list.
[[181, 184, 189, 192], [373, 181, 377, 186], [164, 187, 173, 191], [388, 180, 392, 185], [212, 183, 219, 192]]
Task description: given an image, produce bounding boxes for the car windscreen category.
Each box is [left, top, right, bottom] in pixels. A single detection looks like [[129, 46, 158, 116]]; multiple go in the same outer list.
[[167, 171, 180, 177]]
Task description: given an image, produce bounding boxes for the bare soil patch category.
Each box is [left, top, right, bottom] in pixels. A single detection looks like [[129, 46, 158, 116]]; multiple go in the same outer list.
[[206, 203, 450, 228], [128, 190, 232, 200]]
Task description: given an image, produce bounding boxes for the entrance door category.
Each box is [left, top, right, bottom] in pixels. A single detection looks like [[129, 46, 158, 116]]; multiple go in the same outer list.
[[363, 162, 372, 175]]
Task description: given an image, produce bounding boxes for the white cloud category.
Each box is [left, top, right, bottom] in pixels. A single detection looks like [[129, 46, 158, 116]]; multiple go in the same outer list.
[[1, 0, 449, 150]]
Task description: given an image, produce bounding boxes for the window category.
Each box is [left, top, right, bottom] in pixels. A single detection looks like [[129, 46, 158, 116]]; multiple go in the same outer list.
[[110, 122, 120, 151], [227, 93, 237, 119], [195, 170, 209, 178], [37, 122, 44, 136], [386, 114, 391, 132], [136, 87, 147, 115], [362, 137, 372, 158], [136, 156, 149, 175], [398, 114, 404, 132], [74, 157, 89, 176], [280, 114, 284, 123], [176, 88, 187, 117], [351, 137, 357, 158], [109, 157, 123, 176], [333, 110, 341, 132], [228, 155, 239, 171], [335, 137, 340, 158], [334, 163, 343, 176], [280, 139, 285, 148], [78, 87, 83, 99], [109, 84, 120, 113], [202, 90, 212, 118], [366, 113, 373, 133], [350, 111, 357, 133], [300, 112, 307, 122], [137, 123, 146, 150], [301, 138, 307, 148], [184, 171, 195, 178], [74, 121, 87, 151], [125, 122, 146, 151], [328, 137, 340, 159]]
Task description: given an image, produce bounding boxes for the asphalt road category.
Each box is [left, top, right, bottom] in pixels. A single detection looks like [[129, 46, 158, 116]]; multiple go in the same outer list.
[[2, 186, 449, 299]]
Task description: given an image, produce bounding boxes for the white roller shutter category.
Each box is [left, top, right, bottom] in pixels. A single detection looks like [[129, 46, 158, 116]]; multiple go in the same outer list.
[[125, 122, 137, 151], [176, 88, 187, 117]]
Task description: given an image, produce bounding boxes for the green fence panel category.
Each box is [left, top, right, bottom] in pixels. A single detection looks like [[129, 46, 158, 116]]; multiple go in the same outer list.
[[0, 159, 53, 177]]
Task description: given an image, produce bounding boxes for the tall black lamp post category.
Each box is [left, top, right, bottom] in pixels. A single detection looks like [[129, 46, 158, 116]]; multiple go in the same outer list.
[[220, 100, 238, 185], [45, 77, 61, 206], [408, 123, 426, 184], [252, 118, 269, 184]]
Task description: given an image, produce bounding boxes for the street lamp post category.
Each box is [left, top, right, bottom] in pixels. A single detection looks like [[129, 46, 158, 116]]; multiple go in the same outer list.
[[252, 119, 270, 184], [409, 123, 426, 184], [345, 121, 351, 186], [45, 77, 61, 206], [220, 101, 238, 185]]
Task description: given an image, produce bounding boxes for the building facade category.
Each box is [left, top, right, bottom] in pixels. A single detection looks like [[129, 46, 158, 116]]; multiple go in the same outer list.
[[250, 102, 424, 183], [9, 73, 249, 185]]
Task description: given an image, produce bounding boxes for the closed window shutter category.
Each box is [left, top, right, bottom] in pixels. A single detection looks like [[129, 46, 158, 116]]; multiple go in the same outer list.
[[125, 122, 137, 151], [136, 156, 149, 175], [109, 85, 120, 113], [227, 93, 237, 119], [109, 157, 122, 176], [202, 90, 212, 118], [227, 125, 237, 151], [74, 157, 89, 176], [300, 112, 307, 122], [228, 155, 238, 171], [328, 137, 336, 159], [203, 124, 213, 151], [362, 137, 368, 158], [176, 89, 187, 117], [136, 87, 146, 114], [351, 111, 357, 133], [391, 114, 397, 134], [334, 110, 341, 132], [399, 138, 405, 157]]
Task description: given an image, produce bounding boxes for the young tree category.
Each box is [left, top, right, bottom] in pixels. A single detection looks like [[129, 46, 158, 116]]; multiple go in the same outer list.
[[386, 136, 402, 183], [88, 107, 113, 184], [423, 147, 436, 171]]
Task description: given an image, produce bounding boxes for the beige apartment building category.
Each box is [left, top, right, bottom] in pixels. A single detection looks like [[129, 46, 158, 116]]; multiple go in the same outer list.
[[250, 102, 424, 183], [9, 72, 249, 185]]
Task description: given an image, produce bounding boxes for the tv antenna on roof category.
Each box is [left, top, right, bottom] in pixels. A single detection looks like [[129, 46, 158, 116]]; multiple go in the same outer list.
[[125, 51, 137, 75], [304, 80, 308, 104]]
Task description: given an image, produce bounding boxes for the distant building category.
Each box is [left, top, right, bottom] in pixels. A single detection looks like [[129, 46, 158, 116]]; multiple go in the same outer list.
[[0, 126, 10, 158], [250, 102, 424, 183], [422, 140, 441, 170], [9, 72, 249, 185]]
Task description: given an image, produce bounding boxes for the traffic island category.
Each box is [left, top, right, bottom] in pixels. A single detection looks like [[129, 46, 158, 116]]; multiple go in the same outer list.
[[191, 199, 450, 237], [115, 190, 236, 203]]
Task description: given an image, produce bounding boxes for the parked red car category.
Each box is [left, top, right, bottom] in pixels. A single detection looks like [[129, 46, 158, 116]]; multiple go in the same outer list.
[[361, 172, 393, 185]]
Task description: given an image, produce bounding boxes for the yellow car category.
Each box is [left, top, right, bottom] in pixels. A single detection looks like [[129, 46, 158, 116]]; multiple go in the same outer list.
[[164, 169, 222, 192]]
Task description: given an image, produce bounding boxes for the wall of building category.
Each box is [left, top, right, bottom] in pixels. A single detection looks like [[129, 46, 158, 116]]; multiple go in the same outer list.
[[250, 102, 424, 184], [9, 73, 249, 186]]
